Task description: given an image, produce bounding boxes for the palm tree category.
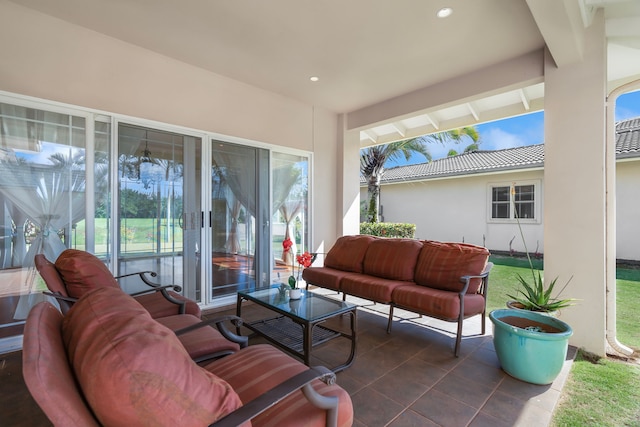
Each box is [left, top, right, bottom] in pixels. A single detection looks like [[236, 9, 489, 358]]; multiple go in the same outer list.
[[360, 127, 479, 223]]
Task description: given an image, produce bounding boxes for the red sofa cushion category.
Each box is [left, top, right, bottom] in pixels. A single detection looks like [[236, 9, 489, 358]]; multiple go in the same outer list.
[[392, 284, 486, 320], [61, 287, 242, 427], [340, 275, 410, 304], [362, 238, 422, 281], [414, 241, 489, 293], [324, 235, 375, 273], [302, 267, 363, 292], [55, 249, 120, 299]]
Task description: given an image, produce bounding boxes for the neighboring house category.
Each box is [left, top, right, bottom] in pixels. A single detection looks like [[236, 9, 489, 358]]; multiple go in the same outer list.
[[361, 117, 640, 261]]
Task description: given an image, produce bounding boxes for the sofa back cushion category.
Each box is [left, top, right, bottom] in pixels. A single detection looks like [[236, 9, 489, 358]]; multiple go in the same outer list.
[[362, 238, 422, 281], [414, 240, 489, 293], [62, 287, 242, 427], [55, 249, 120, 299], [324, 235, 376, 273]]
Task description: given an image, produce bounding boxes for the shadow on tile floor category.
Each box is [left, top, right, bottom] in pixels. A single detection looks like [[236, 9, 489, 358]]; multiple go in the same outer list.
[[210, 290, 575, 427]]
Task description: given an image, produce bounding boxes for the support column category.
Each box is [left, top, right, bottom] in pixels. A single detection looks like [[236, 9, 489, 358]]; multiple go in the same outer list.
[[543, 10, 607, 355], [338, 114, 361, 236]]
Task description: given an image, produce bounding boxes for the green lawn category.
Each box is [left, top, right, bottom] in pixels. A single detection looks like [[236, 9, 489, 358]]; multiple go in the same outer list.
[[488, 255, 640, 425]]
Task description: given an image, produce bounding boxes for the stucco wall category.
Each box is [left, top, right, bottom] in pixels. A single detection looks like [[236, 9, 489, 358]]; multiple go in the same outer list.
[[616, 159, 640, 261], [365, 170, 545, 253], [364, 158, 640, 262]]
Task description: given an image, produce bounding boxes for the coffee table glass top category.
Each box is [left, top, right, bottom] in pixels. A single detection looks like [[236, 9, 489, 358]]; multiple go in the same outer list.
[[238, 288, 356, 322]]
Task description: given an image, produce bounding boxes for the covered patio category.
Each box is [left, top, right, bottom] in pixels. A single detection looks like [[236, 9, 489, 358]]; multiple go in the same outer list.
[[0, 1, 639, 425], [1, 290, 576, 426]]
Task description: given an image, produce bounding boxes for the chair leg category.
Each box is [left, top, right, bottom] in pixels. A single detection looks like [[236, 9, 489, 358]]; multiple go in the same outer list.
[[455, 318, 463, 357], [387, 306, 394, 334]]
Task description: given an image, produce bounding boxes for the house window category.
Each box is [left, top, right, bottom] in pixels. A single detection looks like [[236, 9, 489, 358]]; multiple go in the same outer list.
[[490, 182, 537, 220]]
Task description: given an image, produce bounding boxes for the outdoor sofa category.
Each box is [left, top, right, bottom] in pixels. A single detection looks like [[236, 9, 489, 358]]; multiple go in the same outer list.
[[302, 235, 492, 356]]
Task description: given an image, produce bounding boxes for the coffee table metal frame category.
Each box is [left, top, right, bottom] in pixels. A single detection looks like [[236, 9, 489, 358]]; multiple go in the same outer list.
[[236, 288, 357, 372]]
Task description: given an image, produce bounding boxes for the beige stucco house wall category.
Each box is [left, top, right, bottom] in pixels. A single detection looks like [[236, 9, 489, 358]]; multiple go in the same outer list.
[[363, 154, 640, 261]]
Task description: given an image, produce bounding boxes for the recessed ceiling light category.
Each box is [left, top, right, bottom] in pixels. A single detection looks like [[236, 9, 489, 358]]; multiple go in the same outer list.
[[436, 7, 453, 18], [310, 76, 319, 82]]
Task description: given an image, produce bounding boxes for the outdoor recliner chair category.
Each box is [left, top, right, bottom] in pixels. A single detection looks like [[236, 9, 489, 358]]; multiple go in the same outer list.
[[35, 250, 247, 363], [35, 249, 200, 318], [22, 288, 353, 427]]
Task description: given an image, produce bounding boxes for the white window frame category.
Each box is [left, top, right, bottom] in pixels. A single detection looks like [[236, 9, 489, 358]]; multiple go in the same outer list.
[[487, 180, 541, 223]]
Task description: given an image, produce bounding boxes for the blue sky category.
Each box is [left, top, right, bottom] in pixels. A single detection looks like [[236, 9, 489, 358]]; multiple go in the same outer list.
[[386, 89, 640, 167]]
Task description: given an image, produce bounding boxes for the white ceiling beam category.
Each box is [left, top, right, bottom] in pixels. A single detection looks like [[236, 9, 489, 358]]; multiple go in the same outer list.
[[390, 122, 406, 138], [466, 102, 480, 121], [362, 130, 377, 144], [519, 88, 531, 110], [424, 113, 440, 130]]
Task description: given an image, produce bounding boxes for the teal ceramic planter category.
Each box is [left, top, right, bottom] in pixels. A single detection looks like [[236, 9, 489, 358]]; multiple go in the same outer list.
[[490, 309, 573, 385]]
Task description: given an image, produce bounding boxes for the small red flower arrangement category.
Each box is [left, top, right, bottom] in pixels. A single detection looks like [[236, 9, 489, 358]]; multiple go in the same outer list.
[[288, 251, 317, 289]]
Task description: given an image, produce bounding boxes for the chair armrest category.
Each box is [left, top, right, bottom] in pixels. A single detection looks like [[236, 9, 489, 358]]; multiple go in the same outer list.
[[43, 291, 77, 314], [115, 272, 187, 314], [115, 271, 183, 292], [43, 291, 78, 304], [210, 366, 339, 427], [174, 315, 249, 349], [128, 285, 183, 297]]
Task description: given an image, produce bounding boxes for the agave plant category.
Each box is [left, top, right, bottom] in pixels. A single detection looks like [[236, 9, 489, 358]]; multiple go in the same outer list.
[[507, 271, 575, 312], [508, 185, 576, 312]]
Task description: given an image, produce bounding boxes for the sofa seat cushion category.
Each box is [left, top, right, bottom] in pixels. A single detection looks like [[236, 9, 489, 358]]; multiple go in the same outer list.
[[362, 238, 422, 281], [62, 287, 243, 427], [302, 267, 363, 292], [155, 314, 240, 361], [414, 241, 489, 293], [392, 284, 485, 320], [324, 235, 375, 273], [55, 249, 120, 298], [204, 344, 353, 427], [341, 274, 412, 304], [135, 290, 202, 318]]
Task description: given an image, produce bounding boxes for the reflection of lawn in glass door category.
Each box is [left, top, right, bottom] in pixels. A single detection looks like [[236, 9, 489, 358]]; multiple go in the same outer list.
[[74, 218, 184, 255]]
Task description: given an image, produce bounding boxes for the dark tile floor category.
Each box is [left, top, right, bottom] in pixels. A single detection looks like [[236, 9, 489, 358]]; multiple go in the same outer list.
[[1, 289, 575, 427], [213, 289, 576, 427]]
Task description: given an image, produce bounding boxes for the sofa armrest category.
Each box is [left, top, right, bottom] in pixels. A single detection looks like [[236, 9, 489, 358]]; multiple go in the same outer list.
[[174, 315, 249, 349], [459, 262, 494, 296], [210, 366, 339, 427]]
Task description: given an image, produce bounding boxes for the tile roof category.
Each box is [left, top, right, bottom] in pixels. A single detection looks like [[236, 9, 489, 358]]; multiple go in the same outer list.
[[364, 116, 640, 184]]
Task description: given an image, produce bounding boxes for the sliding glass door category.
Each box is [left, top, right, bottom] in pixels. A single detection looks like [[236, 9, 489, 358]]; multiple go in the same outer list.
[[0, 95, 313, 347], [116, 124, 202, 301], [0, 101, 92, 349], [209, 141, 269, 298]]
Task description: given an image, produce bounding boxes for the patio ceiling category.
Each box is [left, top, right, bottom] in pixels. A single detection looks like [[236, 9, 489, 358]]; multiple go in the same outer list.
[[7, 0, 640, 147]]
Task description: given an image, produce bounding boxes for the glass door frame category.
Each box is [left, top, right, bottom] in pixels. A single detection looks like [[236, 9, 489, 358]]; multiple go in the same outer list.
[[110, 118, 208, 301]]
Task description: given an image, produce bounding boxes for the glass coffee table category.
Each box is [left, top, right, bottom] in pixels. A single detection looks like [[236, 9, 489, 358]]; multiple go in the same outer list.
[[236, 288, 357, 372]]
